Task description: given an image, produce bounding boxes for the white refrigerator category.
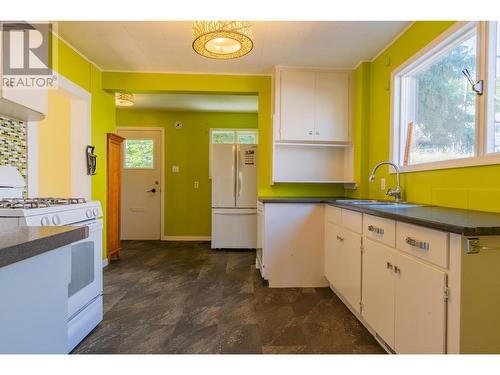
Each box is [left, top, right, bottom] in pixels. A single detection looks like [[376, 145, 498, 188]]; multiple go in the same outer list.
[[211, 144, 258, 249]]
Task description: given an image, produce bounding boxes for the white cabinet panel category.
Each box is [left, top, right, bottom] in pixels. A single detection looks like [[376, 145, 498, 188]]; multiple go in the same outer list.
[[314, 72, 349, 142], [279, 70, 315, 141], [324, 221, 336, 284], [393, 252, 447, 354], [362, 238, 396, 348]]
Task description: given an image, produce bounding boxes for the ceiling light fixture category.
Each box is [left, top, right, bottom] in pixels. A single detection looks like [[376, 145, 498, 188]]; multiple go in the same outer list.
[[192, 21, 253, 59], [115, 92, 135, 107]]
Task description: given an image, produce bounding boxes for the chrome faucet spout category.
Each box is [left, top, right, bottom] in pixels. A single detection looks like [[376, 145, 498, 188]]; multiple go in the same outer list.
[[368, 161, 402, 202]]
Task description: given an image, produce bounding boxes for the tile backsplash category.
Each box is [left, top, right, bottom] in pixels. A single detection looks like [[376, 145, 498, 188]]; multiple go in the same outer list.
[[0, 115, 28, 191]]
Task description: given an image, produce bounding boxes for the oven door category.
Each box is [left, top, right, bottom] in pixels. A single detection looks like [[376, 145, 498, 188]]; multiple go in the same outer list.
[[67, 218, 103, 320]]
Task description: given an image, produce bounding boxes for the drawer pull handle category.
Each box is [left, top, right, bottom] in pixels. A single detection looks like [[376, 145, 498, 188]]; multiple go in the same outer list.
[[336, 235, 344, 242], [394, 266, 401, 274], [368, 225, 384, 235], [386, 261, 393, 270], [405, 237, 430, 250]]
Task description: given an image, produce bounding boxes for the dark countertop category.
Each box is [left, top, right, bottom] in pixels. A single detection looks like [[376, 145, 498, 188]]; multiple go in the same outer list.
[[0, 226, 88, 268], [258, 196, 500, 236]]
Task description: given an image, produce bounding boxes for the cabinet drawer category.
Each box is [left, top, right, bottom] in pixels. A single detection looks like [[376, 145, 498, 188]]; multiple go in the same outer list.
[[396, 222, 449, 269], [325, 205, 341, 225], [363, 214, 396, 247], [341, 209, 362, 234]]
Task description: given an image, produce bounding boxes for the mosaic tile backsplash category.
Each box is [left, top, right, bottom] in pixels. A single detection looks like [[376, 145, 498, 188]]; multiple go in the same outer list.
[[0, 116, 28, 190]]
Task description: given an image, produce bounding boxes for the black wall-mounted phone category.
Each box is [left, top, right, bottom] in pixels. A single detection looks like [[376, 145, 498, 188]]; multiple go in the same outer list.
[[86, 145, 97, 175]]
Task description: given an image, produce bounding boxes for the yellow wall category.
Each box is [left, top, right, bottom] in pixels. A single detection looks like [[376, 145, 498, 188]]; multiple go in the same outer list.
[[50, 33, 116, 258], [37, 90, 72, 197], [103, 72, 345, 198], [116, 109, 258, 237]]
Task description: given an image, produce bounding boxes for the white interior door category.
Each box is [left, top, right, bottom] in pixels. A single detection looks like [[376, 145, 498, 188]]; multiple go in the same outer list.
[[118, 129, 162, 240]]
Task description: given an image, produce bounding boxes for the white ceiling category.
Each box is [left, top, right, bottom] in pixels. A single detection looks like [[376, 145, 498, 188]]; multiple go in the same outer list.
[[56, 21, 410, 74], [128, 93, 258, 112]]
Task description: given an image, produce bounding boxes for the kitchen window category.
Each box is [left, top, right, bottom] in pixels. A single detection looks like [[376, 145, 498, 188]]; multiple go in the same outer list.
[[392, 21, 500, 172], [209, 128, 258, 177]]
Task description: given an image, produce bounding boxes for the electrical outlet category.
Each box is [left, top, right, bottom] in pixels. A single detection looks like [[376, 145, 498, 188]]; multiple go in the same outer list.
[[194, 181, 199, 189], [172, 165, 179, 173], [381, 178, 386, 190]]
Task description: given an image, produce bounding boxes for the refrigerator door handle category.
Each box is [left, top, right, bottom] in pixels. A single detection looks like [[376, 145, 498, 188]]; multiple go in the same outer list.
[[233, 145, 237, 199], [237, 146, 243, 198]]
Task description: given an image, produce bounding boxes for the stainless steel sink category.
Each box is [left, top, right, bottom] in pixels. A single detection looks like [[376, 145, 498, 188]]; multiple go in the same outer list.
[[335, 199, 423, 208]]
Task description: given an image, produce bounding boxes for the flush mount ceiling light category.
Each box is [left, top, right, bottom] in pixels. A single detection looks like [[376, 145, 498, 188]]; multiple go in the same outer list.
[[115, 92, 135, 107], [192, 21, 254, 59]]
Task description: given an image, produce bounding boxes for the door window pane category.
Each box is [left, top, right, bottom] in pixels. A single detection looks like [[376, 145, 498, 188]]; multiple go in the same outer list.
[[399, 31, 477, 165], [124, 139, 154, 168]]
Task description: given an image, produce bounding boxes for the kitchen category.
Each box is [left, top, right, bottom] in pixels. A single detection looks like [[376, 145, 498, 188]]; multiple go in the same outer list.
[[1, 1, 500, 373]]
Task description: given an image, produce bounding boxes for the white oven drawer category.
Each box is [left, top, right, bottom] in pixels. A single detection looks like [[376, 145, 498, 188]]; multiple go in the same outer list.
[[363, 214, 396, 247], [396, 222, 449, 269]]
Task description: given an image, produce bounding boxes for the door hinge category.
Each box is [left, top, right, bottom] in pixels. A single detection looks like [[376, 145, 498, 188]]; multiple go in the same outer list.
[[444, 287, 450, 302]]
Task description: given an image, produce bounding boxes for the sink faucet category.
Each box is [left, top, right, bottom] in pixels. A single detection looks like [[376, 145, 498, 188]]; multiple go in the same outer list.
[[369, 161, 402, 202]]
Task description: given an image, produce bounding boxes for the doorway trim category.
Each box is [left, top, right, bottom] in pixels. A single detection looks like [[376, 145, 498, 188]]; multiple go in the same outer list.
[[116, 126, 165, 240]]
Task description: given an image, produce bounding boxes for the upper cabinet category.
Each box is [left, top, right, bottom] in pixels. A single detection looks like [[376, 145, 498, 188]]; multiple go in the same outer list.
[[276, 68, 350, 143], [272, 67, 354, 184]]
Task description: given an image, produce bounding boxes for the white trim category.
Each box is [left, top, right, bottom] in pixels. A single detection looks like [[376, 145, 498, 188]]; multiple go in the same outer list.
[[116, 126, 165, 240], [26, 121, 38, 198], [162, 236, 211, 241], [102, 258, 108, 268], [396, 153, 500, 174]]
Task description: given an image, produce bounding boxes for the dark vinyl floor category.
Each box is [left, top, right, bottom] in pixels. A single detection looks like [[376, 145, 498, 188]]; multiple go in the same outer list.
[[73, 241, 385, 354]]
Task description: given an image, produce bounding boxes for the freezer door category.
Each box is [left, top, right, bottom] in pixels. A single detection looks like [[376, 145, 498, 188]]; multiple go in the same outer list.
[[212, 144, 236, 208], [211, 209, 257, 249], [236, 144, 258, 208]]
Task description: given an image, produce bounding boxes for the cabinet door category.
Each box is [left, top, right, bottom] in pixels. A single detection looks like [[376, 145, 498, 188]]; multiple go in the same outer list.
[[333, 225, 362, 313], [362, 238, 396, 348], [279, 70, 315, 141], [393, 252, 447, 354], [314, 72, 349, 142]]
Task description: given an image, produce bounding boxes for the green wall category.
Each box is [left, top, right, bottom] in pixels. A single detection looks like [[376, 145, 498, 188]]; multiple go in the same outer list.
[[51, 34, 116, 257], [116, 109, 257, 237], [103, 72, 345, 198], [352, 21, 500, 213]]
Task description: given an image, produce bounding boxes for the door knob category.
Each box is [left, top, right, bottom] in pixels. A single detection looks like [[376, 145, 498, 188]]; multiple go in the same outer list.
[[147, 188, 157, 193]]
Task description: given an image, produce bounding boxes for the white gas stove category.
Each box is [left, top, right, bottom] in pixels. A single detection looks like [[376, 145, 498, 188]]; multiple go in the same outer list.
[[0, 166, 103, 352]]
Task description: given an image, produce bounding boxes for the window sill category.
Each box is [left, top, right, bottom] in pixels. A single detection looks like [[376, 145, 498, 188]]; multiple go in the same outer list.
[[394, 154, 500, 174]]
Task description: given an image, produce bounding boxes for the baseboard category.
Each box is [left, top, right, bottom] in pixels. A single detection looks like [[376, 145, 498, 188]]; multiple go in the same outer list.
[[162, 236, 212, 241], [102, 258, 108, 268]]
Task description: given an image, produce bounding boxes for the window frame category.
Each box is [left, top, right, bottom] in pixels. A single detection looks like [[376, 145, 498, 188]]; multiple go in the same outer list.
[[208, 128, 258, 178], [390, 21, 500, 173]]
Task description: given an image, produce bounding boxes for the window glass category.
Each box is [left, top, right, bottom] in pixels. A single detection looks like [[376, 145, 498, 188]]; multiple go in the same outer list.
[[398, 30, 477, 166], [124, 139, 154, 168], [211, 130, 235, 144], [237, 131, 258, 144]]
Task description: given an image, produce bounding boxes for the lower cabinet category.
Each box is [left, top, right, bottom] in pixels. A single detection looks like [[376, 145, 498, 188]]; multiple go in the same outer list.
[[362, 238, 447, 353], [325, 222, 361, 313]]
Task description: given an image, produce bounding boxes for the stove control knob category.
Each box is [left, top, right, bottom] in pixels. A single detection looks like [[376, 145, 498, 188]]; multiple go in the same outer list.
[[86, 209, 93, 218], [92, 208, 99, 217], [41, 216, 50, 226], [52, 215, 61, 225]]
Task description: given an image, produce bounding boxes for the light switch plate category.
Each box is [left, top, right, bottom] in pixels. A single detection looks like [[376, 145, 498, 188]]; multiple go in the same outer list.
[[194, 181, 199, 189], [381, 178, 386, 190], [172, 165, 179, 173]]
